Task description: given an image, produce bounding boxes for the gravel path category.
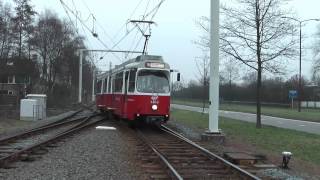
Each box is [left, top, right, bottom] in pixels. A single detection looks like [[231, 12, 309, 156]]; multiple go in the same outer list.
[[1, 119, 143, 180]]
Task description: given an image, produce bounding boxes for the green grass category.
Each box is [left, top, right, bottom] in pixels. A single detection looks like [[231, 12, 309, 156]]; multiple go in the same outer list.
[[172, 98, 209, 108], [172, 98, 320, 122], [170, 109, 320, 165]]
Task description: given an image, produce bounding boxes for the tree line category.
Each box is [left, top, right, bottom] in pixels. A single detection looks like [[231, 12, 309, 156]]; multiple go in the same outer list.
[[192, 0, 320, 128], [0, 0, 93, 106], [173, 72, 318, 105]]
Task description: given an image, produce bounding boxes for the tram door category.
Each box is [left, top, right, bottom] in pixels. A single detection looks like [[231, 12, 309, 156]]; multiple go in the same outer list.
[[123, 71, 129, 117]]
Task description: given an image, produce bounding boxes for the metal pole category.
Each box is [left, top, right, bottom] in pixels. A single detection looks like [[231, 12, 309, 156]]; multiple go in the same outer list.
[[92, 67, 95, 102], [209, 0, 220, 133], [77, 48, 141, 103], [280, 17, 320, 112], [298, 22, 302, 112], [109, 61, 112, 91], [78, 50, 83, 103]]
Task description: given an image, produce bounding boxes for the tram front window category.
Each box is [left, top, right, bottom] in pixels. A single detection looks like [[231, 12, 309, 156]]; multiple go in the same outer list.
[[137, 70, 170, 93]]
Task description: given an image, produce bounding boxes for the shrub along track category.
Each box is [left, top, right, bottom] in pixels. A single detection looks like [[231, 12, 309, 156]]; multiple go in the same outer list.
[[0, 109, 106, 168], [134, 124, 261, 180]]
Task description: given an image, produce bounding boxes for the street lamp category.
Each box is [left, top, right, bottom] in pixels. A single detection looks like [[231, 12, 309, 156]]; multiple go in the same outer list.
[[282, 17, 320, 112]]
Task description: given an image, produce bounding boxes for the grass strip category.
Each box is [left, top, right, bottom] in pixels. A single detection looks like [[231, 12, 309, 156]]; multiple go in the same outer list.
[[172, 98, 320, 122], [171, 109, 320, 165]]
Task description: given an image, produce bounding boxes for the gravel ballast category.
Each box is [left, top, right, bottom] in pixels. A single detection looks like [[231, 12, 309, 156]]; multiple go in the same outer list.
[[1, 119, 143, 180]]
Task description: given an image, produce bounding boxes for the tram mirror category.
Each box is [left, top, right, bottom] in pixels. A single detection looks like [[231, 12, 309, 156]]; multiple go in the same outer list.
[[177, 73, 180, 81]]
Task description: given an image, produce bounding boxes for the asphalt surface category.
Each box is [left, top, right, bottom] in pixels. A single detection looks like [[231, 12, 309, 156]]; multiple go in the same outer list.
[[171, 104, 320, 135]]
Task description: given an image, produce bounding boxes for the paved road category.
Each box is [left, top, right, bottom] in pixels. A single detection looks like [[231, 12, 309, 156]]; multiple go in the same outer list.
[[171, 104, 320, 135]]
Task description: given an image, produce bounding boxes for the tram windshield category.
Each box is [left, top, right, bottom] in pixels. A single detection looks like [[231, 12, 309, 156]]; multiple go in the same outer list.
[[137, 70, 170, 93]]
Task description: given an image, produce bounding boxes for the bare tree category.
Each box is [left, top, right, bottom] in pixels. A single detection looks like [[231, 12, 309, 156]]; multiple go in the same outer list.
[[172, 81, 184, 93], [312, 25, 320, 85], [221, 0, 298, 128], [195, 53, 210, 86], [197, 0, 297, 128], [31, 10, 72, 93], [195, 52, 210, 113], [221, 58, 240, 101], [12, 0, 36, 58], [0, 2, 15, 59]]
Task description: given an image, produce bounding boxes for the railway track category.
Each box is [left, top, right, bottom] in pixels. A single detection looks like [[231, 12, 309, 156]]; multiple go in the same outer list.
[[136, 125, 261, 180], [0, 110, 105, 168]]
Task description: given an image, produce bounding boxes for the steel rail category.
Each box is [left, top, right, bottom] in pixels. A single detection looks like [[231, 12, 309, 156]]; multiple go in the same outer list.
[[0, 109, 84, 144], [136, 130, 183, 180], [0, 114, 104, 168], [160, 125, 261, 180], [32, 108, 85, 129]]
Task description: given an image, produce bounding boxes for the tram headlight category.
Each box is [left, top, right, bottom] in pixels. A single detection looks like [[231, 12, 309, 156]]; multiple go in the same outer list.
[[152, 104, 158, 111]]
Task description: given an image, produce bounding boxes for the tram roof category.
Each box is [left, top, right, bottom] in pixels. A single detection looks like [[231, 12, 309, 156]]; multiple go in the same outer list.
[[116, 55, 164, 68], [97, 55, 169, 79]]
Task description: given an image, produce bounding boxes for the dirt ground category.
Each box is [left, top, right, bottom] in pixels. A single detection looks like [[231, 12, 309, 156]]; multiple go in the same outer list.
[[167, 120, 320, 180]]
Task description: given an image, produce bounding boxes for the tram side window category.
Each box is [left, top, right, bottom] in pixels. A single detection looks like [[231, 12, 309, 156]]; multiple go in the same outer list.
[[101, 79, 105, 93], [114, 72, 123, 93], [104, 77, 108, 93], [112, 76, 115, 93], [124, 71, 129, 93], [96, 80, 102, 94], [108, 76, 112, 93], [128, 69, 136, 92]]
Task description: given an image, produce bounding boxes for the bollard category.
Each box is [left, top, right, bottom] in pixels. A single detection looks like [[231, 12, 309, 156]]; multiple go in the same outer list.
[[282, 151, 292, 168]]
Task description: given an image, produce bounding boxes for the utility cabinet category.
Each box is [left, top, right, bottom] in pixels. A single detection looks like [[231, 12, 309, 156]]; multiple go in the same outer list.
[[20, 99, 39, 121], [20, 94, 47, 121], [26, 94, 47, 120]]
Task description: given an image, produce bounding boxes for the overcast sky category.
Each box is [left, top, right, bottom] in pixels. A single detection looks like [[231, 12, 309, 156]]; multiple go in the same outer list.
[[8, 0, 320, 83]]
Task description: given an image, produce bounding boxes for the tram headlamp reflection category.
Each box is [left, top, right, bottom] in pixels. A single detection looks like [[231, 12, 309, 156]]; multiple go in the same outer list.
[[152, 105, 158, 111]]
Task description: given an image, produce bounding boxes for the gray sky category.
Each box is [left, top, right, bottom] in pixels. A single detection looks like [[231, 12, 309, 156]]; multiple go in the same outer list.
[[11, 0, 320, 82]]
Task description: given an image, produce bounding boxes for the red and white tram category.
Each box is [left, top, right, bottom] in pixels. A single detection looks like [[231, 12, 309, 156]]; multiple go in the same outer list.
[[96, 55, 177, 124]]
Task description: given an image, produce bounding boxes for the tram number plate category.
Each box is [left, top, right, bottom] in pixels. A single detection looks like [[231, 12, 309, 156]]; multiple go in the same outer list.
[[151, 96, 159, 104]]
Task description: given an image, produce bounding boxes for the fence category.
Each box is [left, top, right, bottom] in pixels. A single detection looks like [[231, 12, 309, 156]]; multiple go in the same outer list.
[[301, 101, 320, 109], [220, 100, 291, 108]]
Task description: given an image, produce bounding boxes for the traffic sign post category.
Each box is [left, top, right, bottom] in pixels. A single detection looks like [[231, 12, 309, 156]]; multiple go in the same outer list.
[[288, 90, 298, 109]]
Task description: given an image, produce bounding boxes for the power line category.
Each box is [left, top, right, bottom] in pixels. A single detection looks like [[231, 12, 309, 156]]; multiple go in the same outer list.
[[62, 0, 166, 64], [59, 0, 123, 62], [145, 0, 165, 20], [143, 0, 152, 18], [80, 0, 122, 50], [100, 0, 166, 59], [99, 25, 138, 60], [112, 0, 145, 41], [125, 0, 151, 59], [99, 0, 149, 60], [127, 29, 143, 59], [126, 0, 166, 58], [61, 0, 98, 65], [60, 0, 97, 64], [129, 32, 145, 59]]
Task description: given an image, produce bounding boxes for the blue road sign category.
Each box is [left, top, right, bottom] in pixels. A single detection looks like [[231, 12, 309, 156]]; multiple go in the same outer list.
[[289, 90, 298, 99]]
